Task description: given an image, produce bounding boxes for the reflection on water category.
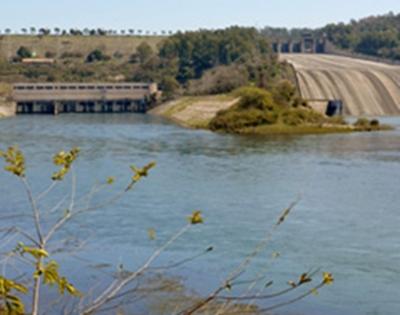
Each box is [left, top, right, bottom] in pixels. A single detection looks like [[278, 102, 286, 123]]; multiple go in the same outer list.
[[0, 114, 399, 315]]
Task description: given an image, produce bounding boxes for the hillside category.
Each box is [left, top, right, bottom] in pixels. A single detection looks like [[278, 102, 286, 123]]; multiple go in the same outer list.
[[0, 35, 164, 61]]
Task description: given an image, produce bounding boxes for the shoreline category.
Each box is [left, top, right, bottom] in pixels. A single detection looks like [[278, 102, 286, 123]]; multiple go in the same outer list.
[[150, 95, 394, 135]]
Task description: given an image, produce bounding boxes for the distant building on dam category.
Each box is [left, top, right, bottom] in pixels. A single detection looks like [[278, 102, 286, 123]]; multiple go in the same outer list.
[[272, 33, 327, 54]]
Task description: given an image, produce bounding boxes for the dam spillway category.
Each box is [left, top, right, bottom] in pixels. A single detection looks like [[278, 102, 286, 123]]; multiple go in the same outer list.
[[281, 54, 400, 116]]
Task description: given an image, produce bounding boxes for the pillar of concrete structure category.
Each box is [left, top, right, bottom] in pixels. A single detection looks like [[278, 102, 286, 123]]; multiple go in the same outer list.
[[53, 102, 59, 115]]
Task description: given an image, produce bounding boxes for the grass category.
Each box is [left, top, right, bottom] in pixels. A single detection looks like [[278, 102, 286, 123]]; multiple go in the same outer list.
[[0, 35, 164, 61]]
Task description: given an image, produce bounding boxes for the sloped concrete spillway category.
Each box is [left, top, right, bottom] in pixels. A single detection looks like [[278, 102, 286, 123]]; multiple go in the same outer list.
[[281, 54, 400, 116]]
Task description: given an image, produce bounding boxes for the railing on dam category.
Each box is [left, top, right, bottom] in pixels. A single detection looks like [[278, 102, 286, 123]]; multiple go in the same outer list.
[[12, 82, 158, 114]]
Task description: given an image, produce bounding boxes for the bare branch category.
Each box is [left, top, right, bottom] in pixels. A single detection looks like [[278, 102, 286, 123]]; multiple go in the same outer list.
[[82, 224, 191, 315], [22, 178, 43, 245]]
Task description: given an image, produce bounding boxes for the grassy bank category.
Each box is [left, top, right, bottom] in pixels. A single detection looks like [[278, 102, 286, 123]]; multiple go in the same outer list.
[[150, 94, 238, 128], [235, 122, 392, 135]]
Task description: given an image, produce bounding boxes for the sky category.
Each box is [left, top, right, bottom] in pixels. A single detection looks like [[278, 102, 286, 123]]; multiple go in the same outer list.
[[1, 0, 399, 32]]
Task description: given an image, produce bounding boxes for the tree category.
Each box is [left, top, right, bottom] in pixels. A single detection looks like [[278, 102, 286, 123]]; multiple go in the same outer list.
[[160, 75, 180, 100], [30, 27, 36, 35], [38, 28, 51, 36], [54, 27, 61, 35], [136, 42, 154, 64], [21, 28, 28, 35], [5, 28, 11, 35], [97, 28, 107, 36], [86, 49, 109, 63], [16, 46, 32, 59]]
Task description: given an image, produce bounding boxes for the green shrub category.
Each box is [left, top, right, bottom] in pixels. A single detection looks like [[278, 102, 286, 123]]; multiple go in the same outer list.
[[16, 46, 32, 59], [281, 108, 325, 126], [86, 49, 110, 63], [210, 107, 278, 132], [370, 119, 380, 127], [272, 80, 297, 106], [234, 86, 276, 111], [354, 117, 370, 127], [188, 65, 249, 95]]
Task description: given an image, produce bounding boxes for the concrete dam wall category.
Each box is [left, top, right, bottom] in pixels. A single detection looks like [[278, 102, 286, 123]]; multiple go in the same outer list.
[[281, 54, 400, 116]]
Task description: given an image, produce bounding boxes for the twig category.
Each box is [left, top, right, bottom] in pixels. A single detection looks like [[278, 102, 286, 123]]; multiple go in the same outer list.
[[82, 224, 191, 315]]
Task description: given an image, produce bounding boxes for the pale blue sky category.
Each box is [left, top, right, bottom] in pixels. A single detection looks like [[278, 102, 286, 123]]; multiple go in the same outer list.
[[1, 0, 399, 32]]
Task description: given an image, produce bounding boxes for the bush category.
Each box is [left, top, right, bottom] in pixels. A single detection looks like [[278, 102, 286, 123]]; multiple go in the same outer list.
[[136, 42, 154, 64], [281, 108, 325, 126], [209, 87, 336, 133], [16, 46, 32, 59], [187, 65, 249, 95], [235, 86, 276, 111], [160, 76, 181, 100], [370, 119, 380, 127], [272, 80, 297, 106], [45, 51, 56, 58], [354, 117, 370, 127], [210, 107, 278, 132], [86, 49, 110, 63], [210, 87, 280, 132]]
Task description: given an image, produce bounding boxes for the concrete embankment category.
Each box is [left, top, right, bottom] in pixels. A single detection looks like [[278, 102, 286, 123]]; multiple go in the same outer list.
[[0, 83, 15, 117], [150, 95, 238, 128], [281, 54, 400, 116]]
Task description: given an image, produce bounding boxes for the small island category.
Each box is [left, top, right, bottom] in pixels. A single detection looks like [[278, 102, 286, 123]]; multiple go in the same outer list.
[[208, 85, 391, 135], [152, 84, 391, 135]]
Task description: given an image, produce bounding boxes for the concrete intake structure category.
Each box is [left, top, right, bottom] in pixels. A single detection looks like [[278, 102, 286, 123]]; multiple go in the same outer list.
[[13, 82, 158, 114], [281, 54, 400, 116]]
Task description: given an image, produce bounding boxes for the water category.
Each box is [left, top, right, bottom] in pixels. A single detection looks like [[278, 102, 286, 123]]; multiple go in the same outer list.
[[0, 114, 399, 315]]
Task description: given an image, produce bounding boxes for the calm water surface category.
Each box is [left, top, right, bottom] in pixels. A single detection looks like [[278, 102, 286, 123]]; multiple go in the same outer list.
[[0, 114, 399, 315]]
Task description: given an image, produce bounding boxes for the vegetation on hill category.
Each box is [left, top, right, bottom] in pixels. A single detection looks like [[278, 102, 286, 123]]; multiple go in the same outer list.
[[321, 12, 400, 60], [0, 27, 296, 102], [261, 12, 400, 61], [125, 27, 294, 98]]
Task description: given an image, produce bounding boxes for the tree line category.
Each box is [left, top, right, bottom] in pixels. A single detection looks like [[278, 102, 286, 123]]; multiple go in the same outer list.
[[1, 27, 174, 36], [131, 27, 290, 98], [261, 11, 400, 60]]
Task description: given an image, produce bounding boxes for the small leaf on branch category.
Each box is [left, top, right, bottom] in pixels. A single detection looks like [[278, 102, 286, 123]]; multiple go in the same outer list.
[[188, 211, 204, 225], [322, 272, 334, 285], [147, 228, 156, 240]]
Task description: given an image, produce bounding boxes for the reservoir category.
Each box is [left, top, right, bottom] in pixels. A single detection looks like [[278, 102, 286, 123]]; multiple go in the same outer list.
[[0, 114, 399, 315]]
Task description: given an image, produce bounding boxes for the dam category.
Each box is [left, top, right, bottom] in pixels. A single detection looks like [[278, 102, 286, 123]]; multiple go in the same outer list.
[[13, 82, 158, 114], [281, 54, 400, 116]]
